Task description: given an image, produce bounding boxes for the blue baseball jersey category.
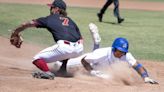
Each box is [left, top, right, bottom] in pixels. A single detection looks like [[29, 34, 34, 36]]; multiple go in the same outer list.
[[35, 13, 82, 42]]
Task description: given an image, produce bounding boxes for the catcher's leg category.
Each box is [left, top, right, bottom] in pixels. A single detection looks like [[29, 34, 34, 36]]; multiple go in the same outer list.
[[89, 23, 101, 51], [32, 59, 55, 79]]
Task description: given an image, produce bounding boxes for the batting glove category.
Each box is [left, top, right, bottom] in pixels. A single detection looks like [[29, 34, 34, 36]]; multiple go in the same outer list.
[[144, 77, 158, 84], [90, 70, 110, 79]]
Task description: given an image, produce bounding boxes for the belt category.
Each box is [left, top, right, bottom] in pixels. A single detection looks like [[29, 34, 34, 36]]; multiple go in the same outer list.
[[57, 40, 83, 46], [64, 40, 71, 45], [64, 40, 82, 45]]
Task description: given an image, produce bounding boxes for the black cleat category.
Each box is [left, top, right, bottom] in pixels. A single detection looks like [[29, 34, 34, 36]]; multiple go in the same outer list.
[[97, 13, 103, 22], [32, 71, 55, 80], [118, 18, 124, 24]]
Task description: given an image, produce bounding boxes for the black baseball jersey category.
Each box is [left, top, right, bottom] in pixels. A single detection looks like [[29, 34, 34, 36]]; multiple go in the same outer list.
[[35, 13, 82, 42]]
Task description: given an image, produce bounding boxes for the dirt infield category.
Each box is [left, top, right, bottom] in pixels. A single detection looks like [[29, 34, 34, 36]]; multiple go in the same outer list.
[[0, 36, 164, 92], [0, 0, 164, 92]]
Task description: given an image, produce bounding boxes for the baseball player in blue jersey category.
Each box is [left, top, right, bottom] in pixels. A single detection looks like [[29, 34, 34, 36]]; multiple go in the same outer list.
[[10, 0, 83, 80], [81, 23, 158, 84], [97, 0, 124, 23]]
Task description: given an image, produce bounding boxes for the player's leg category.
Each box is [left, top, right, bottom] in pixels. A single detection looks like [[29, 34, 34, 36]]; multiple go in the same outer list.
[[113, 0, 124, 23], [89, 23, 101, 51], [56, 59, 68, 76], [97, 0, 113, 22], [32, 44, 65, 79], [32, 59, 55, 79], [32, 41, 83, 79]]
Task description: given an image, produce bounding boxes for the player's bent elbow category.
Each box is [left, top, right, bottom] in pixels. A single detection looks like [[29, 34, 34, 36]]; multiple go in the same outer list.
[[81, 57, 93, 71]]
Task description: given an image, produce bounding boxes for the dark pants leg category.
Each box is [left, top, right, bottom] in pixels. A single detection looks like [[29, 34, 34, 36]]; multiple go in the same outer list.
[[113, 0, 124, 23], [99, 0, 113, 15], [57, 59, 68, 76], [113, 0, 120, 18]]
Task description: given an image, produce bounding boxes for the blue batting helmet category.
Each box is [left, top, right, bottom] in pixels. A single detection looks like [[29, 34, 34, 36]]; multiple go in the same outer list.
[[112, 37, 129, 53]]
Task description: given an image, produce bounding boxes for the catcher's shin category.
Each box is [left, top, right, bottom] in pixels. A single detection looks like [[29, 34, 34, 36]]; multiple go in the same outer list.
[[10, 32, 23, 48]]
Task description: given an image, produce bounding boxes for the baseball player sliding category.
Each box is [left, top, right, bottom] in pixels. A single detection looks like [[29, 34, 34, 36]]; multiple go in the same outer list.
[[10, 0, 83, 79], [81, 23, 158, 84]]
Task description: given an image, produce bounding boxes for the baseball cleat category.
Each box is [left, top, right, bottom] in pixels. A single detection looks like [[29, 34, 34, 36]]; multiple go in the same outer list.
[[97, 13, 103, 22], [89, 23, 101, 44], [118, 18, 124, 24], [32, 71, 55, 80]]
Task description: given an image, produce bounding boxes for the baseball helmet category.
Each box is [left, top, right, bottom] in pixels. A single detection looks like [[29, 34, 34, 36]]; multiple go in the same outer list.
[[47, 0, 67, 10], [112, 37, 129, 53]]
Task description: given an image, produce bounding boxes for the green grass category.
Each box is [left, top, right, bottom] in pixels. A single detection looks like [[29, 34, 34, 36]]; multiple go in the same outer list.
[[0, 3, 164, 61]]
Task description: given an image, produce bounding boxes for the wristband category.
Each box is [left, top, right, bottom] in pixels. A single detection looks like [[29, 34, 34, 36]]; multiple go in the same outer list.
[[141, 71, 149, 78], [134, 63, 142, 71]]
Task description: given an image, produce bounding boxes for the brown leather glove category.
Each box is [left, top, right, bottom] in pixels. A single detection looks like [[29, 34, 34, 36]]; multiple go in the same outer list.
[[10, 32, 23, 48]]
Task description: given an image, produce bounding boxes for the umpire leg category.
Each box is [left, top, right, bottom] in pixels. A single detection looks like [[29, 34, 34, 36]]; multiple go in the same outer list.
[[97, 0, 113, 22], [113, 0, 124, 23]]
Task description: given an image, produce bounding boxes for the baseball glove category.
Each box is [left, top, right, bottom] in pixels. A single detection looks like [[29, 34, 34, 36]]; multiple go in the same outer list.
[[10, 32, 23, 48]]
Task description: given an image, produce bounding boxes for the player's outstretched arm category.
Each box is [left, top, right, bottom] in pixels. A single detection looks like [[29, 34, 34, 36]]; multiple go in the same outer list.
[[10, 20, 37, 48], [133, 62, 158, 84], [12, 20, 37, 35], [81, 57, 110, 79]]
